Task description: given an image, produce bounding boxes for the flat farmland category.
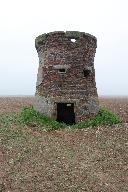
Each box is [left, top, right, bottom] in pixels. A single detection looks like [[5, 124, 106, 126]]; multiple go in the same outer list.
[[0, 96, 128, 192], [0, 96, 34, 115]]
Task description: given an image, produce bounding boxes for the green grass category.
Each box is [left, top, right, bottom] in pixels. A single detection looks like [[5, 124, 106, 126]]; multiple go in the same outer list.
[[19, 107, 66, 130], [0, 107, 122, 131], [72, 108, 122, 129], [19, 107, 122, 130]]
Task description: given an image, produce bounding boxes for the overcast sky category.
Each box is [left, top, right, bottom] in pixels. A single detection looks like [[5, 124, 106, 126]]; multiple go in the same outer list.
[[0, 0, 128, 96]]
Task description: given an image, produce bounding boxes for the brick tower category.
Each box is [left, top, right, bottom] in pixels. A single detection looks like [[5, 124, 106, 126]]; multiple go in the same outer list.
[[34, 31, 99, 124]]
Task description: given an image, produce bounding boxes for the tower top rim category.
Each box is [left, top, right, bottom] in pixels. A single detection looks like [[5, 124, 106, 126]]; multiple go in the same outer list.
[[35, 31, 97, 50]]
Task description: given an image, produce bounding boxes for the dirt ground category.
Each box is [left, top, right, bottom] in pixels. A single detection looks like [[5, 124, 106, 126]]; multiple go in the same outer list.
[[0, 96, 34, 115], [0, 96, 128, 192]]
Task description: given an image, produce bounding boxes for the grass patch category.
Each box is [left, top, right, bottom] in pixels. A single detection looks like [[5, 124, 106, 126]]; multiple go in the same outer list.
[[19, 107, 66, 130], [19, 107, 122, 130], [72, 108, 122, 129], [0, 107, 122, 131]]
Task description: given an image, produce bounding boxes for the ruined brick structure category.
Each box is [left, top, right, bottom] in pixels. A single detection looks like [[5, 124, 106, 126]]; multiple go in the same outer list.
[[34, 31, 99, 124]]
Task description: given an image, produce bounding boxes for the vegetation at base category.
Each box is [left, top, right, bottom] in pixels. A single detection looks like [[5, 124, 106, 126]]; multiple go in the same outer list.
[[72, 108, 122, 129], [0, 107, 122, 131], [19, 107, 66, 130], [19, 107, 122, 130]]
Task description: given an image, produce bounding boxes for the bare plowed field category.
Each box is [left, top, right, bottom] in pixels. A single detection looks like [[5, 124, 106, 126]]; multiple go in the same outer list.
[[0, 96, 128, 192], [0, 96, 34, 115]]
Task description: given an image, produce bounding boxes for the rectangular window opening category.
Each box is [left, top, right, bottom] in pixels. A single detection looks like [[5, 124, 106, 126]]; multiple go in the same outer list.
[[58, 69, 66, 74]]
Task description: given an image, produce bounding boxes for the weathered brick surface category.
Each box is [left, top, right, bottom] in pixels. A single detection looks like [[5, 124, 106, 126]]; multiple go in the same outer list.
[[34, 31, 99, 122]]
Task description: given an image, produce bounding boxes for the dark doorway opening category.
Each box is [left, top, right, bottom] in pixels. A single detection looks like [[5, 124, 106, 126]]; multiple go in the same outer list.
[[56, 103, 75, 125]]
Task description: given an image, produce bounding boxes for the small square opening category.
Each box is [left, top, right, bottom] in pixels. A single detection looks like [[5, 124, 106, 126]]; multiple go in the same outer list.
[[71, 39, 76, 43], [83, 69, 90, 77]]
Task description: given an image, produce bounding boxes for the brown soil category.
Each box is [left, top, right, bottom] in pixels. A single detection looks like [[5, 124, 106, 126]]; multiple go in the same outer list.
[[0, 96, 128, 192], [0, 96, 34, 115]]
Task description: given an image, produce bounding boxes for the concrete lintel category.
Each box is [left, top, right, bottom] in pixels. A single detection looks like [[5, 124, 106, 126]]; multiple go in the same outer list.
[[53, 64, 71, 70]]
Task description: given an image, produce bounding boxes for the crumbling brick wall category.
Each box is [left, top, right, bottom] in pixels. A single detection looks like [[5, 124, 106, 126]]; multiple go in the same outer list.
[[34, 31, 99, 123]]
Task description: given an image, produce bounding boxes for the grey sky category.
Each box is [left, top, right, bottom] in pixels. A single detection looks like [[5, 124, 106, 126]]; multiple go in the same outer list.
[[0, 0, 128, 95]]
